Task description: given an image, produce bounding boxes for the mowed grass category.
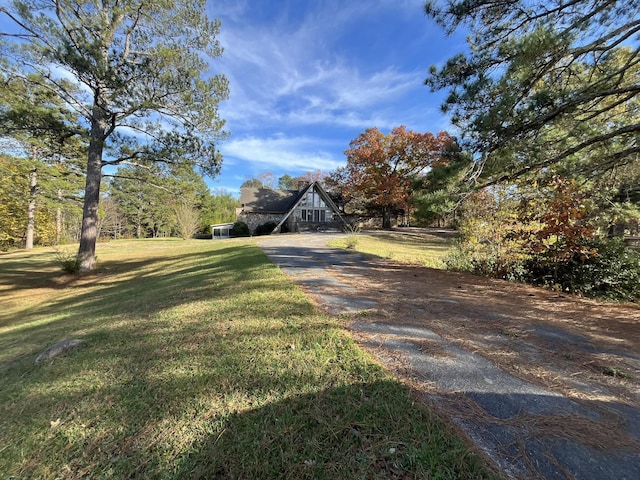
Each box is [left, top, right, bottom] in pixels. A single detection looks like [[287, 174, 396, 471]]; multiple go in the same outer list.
[[329, 230, 454, 269], [0, 238, 494, 479]]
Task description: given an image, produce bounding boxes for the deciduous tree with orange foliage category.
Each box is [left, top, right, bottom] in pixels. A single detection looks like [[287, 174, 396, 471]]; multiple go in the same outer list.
[[331, 126, 454, 228]]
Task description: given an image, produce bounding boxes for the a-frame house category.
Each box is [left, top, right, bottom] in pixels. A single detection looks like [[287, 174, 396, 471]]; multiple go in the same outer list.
[[236, 182, 346, 234]]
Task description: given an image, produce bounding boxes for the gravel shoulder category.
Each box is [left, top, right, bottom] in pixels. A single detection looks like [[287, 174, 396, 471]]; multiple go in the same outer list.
[[257, 231, 640, 480]]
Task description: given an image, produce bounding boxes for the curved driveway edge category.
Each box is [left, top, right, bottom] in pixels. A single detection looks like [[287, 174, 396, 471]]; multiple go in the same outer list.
[[256, 232, 640, 480]]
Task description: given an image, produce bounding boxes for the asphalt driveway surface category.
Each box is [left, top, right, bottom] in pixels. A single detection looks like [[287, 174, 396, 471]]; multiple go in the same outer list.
[[257, 231, 640, 480]]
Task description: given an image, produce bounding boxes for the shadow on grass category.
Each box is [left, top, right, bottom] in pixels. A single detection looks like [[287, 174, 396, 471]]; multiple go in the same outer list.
[[5, 300, 638, 480], [178, 391, 640, 480], [5, 340, 493, 479], [0, 244, 246, 291], [0, 288, 495, 479], [0, 237, 494, 478], [175, 381, 493, 480], [0, 243, 313, 365], [9, 237, 639, 478], [0, 250, 69, 289]]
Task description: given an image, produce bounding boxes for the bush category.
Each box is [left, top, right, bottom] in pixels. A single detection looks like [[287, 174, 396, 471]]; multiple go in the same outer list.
[[447, 236, 640, 301], [444, 238, 529, 282], [254, 221, 277, 236], [230, 221, 250, 237], [192, 233, 212, 240], [343, 223, 361, 249], [444, 243, 472, 271], [524, 238, 640, 301], [54, 249, 81, 274]]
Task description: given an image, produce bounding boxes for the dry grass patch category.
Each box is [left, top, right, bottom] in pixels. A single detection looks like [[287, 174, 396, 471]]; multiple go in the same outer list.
[[328, 229, 453, 269]]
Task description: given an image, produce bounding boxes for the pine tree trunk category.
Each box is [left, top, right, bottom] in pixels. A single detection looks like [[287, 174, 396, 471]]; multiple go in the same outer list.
[[25, 167, 37, 250], [78, 112, 106, 272], [136, 210, 142, 239]]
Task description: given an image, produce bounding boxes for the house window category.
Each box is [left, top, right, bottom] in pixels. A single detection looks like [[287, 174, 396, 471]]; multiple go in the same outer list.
[[298, 189, 329, 223], [305, 191, 325, 209], [300, 208, 327, 222]]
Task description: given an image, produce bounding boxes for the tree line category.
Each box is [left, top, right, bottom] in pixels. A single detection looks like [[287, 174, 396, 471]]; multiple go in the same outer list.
[[0, 148, 238, 250]]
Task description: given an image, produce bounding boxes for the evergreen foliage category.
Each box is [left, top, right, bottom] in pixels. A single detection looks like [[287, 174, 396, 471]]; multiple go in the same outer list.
[[231, 221, 250, 237], [525, 238, 640, 301], [105, 162, 214, 239], [0, 154, 82, 249], [201, 193, 239, 232], [412, 145, 472, 226], [0, 74, 85, 248], [1, 0, 228, 270], [54, 249, 81, 274], [254, 221, 278, 236], [278, 174, 296, 190], [241, 178, 264, 189], [425, 0, 640, 185]]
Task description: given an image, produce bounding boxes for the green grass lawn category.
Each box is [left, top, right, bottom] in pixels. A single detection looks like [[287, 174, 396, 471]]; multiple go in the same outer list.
[[0, 238, 493, 479], [328, 230, 454, 269]]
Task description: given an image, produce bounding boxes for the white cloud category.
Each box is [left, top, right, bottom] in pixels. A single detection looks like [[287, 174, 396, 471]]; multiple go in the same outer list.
[[215, 2, 426, 131], [206, 0, 461, 191], [221, 135, 345, 172], [219, 63, 422, 130]]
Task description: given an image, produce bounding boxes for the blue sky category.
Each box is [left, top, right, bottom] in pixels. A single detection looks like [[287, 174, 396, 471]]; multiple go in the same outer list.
[[208, 0, 468, 195], [0, 0, 467, 196]]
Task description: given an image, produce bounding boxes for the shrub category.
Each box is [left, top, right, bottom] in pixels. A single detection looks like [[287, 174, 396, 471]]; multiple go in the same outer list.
[[254, 221, 277, 236], [446, 179, 640, 301], [444, 240, 529, 282], [192, 233, 212, 240], [449, 235, 640, 301], [54, 249, 81, 274], [444, 242, 473, 271], [230, 221, 250, 237], [344, 236, 359, 250], [524, 238, 640, 301], [343, 223, 361, 249]]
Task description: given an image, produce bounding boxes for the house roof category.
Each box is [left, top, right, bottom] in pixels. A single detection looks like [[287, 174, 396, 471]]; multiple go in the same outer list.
[[239, 187, 302, 213], [239, 182, 347, 233]]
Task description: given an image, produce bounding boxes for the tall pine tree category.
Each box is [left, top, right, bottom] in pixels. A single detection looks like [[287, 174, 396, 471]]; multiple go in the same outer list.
[[1, 0, 228, 270]]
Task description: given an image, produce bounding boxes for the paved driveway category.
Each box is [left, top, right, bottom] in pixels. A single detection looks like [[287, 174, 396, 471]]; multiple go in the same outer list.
[[257, 232, 640, 480]]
